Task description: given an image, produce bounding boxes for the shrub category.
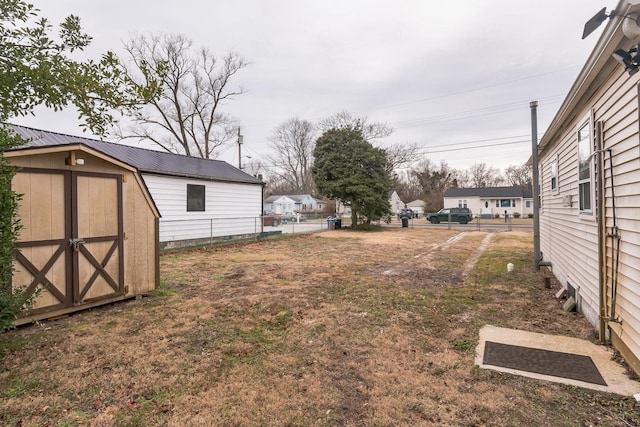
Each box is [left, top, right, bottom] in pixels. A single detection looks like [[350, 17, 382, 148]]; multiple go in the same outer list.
[[0, 286, 38, 333], [513, 212, 521, 218], [0, 127, 33, 332]]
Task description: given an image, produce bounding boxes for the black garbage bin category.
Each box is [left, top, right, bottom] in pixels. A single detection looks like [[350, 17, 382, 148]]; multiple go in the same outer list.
[[335, 219, 342, 229], [401, 217, 409, 228]]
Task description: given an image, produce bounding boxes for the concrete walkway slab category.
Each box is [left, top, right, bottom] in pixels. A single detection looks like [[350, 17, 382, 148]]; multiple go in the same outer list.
[[475, 325, 640, 396]]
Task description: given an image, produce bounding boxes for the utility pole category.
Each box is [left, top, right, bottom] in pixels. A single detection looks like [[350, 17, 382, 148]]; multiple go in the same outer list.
[[237, 127, 243, 169]]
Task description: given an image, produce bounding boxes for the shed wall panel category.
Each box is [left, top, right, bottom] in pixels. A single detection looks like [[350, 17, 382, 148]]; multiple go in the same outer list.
[[8, 150, 158, 320]]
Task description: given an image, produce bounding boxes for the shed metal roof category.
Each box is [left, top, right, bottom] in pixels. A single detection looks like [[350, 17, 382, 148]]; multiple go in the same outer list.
[[8, 124, 264, 185]]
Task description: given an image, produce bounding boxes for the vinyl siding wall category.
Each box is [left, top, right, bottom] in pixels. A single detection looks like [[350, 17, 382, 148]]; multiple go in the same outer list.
[[539, 63, 640, 371], [142, 174, 263, 244]]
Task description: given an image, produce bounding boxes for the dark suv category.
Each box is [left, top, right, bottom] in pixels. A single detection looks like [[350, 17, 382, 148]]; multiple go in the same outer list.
[[426, 207, 473, 224], [398, 208, 414, 219]]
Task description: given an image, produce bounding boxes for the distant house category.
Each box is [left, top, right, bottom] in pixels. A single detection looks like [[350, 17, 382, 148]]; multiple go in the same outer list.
[[264, 194, 325, 214], [534, 0, 640, 374], [388, 190, 404, 216], [8, 125, 265, 251], [443, 186, 533, 218], [335, 190, 403, 218], [406, 199, 426, 217]]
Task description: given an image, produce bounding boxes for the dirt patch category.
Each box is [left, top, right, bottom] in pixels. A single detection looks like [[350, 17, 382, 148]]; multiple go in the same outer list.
[[2, 228, 639, 426]]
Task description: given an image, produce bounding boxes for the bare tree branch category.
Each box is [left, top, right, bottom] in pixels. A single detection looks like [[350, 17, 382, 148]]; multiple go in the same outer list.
[[318, 110, 392, 141], [267, 118, 316, 194], [504, 164, 532, 187], [113, 33, 248, 158], [384, 142, 421, 171]]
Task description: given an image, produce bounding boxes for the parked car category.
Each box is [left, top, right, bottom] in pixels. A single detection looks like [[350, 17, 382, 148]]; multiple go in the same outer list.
[[283, 211, 306, 222], [426, 207, 473, 224], [262, 211, 282, 226], [398, 208, 414, 219]]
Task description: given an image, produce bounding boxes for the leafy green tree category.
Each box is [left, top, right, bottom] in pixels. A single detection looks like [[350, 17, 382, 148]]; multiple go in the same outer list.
[[313, 128, 393, 226], [0, 1, 150, 330]]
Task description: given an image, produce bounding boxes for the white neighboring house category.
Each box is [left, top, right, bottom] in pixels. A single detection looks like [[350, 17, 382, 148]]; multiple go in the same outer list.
[[406, 199, 426, 217], [264, 195, 297, 214], [9, 125, 265, 250], [388, 190, 404, 216], [335, 190, 404, 218], [534, 0, 640, 375], [443, 186, 533, 218], [264, 194, 326, 214]]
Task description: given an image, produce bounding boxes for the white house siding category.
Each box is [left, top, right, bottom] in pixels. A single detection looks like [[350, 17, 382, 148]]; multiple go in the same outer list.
[[389, 191, 404, 215], [443, 195, 531, 218], [443, 197, 481, 213], [142, 174, 263, 244], [266, 196, 297, 214], [539, 49, 640, 372]]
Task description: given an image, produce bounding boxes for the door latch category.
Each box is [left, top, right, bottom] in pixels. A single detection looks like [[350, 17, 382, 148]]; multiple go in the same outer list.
[[69, 238, 85, 252]]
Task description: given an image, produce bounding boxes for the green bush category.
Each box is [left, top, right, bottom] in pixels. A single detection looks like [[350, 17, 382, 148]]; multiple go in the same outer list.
[[0, 286, 37, 333], [1, 127, 29, 332], [513, 212, 521, 218]]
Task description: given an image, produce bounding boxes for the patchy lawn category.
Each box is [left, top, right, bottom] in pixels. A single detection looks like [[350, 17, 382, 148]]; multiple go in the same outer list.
[[2, 228, 639, 426]]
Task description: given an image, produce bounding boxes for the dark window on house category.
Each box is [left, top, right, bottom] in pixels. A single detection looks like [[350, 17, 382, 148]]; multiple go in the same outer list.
[[496, 199, 515, 208], [187, 184, 205, 211], [550, 158, 558, 194]]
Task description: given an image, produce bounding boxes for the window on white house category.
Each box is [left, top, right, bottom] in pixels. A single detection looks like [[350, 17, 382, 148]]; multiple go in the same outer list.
[[187, 184, 205, 211], [526, 200, 533, 208], [577, 117, 593, 213], [458, 199, 467, 208], [550, 157, 558, 194], [496, 199, 515, 208]]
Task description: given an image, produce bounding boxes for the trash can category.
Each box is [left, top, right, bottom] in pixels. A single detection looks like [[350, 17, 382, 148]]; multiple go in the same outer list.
[[335, 219, 342, 229], [326, 217, 333, 229], [401, 217, 409, 228]]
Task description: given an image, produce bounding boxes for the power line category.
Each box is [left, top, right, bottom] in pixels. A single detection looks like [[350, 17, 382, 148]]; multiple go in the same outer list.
[[357, 66, 579, 115], [389, 95, 563, 128], [418, 139, 529, 155]]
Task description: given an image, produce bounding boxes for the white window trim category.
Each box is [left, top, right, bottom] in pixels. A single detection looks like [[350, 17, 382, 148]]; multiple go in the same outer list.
[[539, 164, 543, 212], [577, 112, 595, 218]]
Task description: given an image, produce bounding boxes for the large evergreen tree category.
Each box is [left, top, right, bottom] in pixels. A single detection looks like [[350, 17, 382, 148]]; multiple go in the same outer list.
[[312, 128, 392, 226]]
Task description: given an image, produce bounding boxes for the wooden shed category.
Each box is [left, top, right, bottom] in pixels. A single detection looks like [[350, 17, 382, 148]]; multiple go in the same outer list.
[[6, 126, 160, 324]]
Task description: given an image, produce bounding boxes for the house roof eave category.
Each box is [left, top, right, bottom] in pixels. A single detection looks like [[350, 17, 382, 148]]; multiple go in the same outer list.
[[538, 1, 635, 155]]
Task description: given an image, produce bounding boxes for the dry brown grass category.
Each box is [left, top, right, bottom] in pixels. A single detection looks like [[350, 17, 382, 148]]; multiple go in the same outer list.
[[2, 228, 640, 426]]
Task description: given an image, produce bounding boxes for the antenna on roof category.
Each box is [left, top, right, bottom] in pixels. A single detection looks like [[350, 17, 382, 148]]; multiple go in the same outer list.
[[582, 7, 615, 39]]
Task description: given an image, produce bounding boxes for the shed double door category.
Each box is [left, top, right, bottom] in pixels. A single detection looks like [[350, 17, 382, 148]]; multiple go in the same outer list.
[[13, 169, 124, 314]]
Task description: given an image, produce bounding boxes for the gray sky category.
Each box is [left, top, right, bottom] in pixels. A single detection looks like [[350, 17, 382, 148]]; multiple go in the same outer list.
[[14, 0, 616, 173]]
